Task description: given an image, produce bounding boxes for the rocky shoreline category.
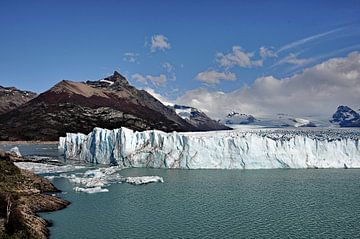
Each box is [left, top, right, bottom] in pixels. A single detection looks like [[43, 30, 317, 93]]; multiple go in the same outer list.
[[0, 150, 69, 239]]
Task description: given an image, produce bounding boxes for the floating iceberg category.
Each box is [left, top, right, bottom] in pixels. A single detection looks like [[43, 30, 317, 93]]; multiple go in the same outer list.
[[59, 127, 360, 169], [49, 166, 164, 193], [126, 176, 164, 185], [54, 167, 122, 193], [73, 186, 109, 194]]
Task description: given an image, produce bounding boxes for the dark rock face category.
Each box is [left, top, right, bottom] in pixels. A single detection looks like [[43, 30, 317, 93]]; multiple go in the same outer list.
[[0, 86, 37, 115], [330, 105, 360, 127], [0, 71, 228, 141]]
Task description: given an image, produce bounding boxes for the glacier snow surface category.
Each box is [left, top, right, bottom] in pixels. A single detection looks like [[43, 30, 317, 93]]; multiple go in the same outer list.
[[59, 127, 360, 169]]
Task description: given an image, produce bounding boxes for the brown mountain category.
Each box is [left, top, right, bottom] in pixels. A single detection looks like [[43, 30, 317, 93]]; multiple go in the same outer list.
[[0, 86, 37, 115], [0, 71, 229, 141]]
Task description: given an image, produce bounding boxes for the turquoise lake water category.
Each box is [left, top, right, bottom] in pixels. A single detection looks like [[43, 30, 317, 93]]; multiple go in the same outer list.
[[42, 168, 360, 239], [1, 144, 360, 238]]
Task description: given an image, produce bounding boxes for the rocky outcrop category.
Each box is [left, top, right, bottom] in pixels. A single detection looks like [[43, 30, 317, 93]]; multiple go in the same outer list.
[[0, 150, 69, 239], [0, 86, 37, 115], [0, 71, 228, 141]]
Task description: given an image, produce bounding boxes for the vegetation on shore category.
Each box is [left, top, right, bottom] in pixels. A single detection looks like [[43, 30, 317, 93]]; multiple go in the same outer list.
[[0, 150, 69, 239]]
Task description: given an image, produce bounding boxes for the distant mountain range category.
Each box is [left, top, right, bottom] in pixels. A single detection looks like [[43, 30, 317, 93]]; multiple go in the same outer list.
[[0, 86, 37, 115], [0, 71, 228, 141], [259, 114, 317, 128], [222, 106, 360, 128], [222, 112, 317, 128]]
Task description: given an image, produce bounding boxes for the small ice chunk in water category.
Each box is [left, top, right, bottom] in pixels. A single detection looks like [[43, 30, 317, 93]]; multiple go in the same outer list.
[[44, 175, 56, 180], [73, 186, 109, 193], [9, 146, 22, 157], [125, 176, 164, 185], [58, 167, 124, 193]]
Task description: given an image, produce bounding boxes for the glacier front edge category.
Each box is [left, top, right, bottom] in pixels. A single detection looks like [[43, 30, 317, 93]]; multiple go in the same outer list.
[[58, 127, 360, 169]]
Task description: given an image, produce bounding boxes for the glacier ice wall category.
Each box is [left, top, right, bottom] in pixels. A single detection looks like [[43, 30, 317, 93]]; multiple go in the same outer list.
[[59, 127, 360, 169]]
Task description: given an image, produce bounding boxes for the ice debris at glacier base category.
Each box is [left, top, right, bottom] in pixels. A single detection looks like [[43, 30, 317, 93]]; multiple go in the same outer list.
[[59, 127, 360, 169], [15, 162, 86, 174], [16, 162, 164, 194], [57, 167, 164, 193]]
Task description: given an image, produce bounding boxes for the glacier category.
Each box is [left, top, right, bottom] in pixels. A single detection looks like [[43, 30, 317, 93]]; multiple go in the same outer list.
[[59, 127, 360, 169]]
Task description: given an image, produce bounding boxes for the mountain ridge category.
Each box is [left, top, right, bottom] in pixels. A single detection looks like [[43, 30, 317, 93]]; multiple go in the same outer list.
[[0, 71, 229, 141], [0, 86, 37, 115]]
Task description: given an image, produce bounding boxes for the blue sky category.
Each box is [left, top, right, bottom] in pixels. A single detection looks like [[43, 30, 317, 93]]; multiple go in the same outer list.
[[1, 0, 360, 117]]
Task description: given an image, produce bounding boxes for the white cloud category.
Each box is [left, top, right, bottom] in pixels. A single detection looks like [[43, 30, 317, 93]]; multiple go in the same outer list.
[[162, 62, 176, 81], [146, 74, 167, 86], [216, 46, 263, 68], [131, 73, 167, 86], [195, 70, 236, 85], [259, 46, 277, 59], [131, 73, 147, 84], [274, 53, 316, 66], [150, 34, 171, 52], [123, 52, 139, 63], [177, 52, 360, 119], [277, 27, 344, 53]]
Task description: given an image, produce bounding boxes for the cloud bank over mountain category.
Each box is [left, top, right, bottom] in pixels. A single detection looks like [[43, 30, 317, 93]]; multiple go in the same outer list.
[[175, 52, 360, 119]]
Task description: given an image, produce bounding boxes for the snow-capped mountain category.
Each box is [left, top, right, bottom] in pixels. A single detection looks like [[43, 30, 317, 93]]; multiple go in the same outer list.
[[169, 104, 230, 131], [222, 111, 257, 125], [222, 111, 317, 128], [172, 104, 194, 120], [260, 114, 317, 128], [330, 105, 360, 127]]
